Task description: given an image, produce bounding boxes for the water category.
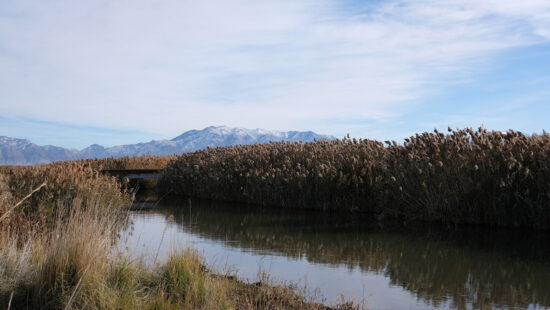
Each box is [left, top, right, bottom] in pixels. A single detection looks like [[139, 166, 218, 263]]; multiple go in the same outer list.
[[120, 195, 550, 309]]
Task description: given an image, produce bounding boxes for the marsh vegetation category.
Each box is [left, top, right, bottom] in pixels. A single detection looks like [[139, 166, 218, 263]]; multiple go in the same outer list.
[[160, 128, 550, 228], [1, 126, 549, 308]]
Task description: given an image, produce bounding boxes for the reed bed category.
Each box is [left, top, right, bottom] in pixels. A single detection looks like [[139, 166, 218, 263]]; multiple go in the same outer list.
[[0, 162, 133, 235], [77, 155, 176, 171], [159, 127, 550, 229]]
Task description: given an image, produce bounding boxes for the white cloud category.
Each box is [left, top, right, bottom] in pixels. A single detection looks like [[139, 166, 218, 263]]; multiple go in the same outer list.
[[0, 0, 549, 138]]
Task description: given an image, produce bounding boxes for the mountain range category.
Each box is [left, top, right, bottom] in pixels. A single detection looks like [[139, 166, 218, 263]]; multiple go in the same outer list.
[[0, 126, 332, 165]]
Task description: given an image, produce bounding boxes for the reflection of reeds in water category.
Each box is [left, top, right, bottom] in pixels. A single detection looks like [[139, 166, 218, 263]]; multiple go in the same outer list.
[[150, 199, 550, 310], [160, 127, 550, 229]]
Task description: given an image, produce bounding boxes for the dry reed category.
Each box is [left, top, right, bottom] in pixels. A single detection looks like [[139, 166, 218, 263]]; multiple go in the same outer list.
[[159, 127, 550, 229], [76, 155, 176, 171]]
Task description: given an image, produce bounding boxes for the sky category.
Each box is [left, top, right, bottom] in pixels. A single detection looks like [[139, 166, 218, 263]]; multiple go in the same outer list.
[[1, 0, 549, 149]]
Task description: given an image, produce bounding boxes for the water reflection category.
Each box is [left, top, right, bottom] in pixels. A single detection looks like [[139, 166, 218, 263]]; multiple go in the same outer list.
[[125, 196, 550, 309]]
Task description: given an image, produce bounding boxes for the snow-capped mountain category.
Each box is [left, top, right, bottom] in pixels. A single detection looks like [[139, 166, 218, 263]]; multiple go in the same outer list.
[[0, 126, 333, 165]]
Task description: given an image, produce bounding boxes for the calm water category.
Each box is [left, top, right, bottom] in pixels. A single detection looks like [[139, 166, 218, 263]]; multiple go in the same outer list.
[[120, 195, 550, 310]]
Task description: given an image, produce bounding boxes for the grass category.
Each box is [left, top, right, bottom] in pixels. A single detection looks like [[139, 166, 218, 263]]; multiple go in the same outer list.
[[0, 162, 360, 310], [159, 127, 550, 229]]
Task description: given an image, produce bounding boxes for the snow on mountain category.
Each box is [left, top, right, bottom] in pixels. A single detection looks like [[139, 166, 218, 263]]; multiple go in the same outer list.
[[0, 126, 333, 165]]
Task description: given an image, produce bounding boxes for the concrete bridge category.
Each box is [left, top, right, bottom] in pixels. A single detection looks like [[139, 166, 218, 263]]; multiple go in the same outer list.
[[101, 169, 162, 179]]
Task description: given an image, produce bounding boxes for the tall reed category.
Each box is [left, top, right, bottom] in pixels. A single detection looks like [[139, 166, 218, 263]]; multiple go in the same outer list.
[[159, 128, 550, 228]]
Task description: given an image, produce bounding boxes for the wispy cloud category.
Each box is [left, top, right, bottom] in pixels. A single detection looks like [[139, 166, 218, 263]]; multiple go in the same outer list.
[[0, 0, 549, 145]]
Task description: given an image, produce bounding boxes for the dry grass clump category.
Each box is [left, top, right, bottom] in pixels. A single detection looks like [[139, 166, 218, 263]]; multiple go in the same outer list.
[[0, 198, 142, 310], [0, 162, 134, 309], [78, 155, 176, 171], [0, 162, 134, 308], [160, 127, 550, 228]]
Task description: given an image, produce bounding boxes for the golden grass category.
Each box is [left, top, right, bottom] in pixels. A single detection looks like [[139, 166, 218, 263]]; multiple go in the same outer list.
[[159, 127, 550, 229]]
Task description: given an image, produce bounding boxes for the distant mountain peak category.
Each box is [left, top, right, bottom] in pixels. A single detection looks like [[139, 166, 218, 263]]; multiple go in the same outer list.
[[0, 136, 29, 143], [0, 126, 333, 165]]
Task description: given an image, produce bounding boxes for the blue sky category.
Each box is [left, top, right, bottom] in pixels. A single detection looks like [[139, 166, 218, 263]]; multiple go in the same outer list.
[[1, 0, 549, 148]]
